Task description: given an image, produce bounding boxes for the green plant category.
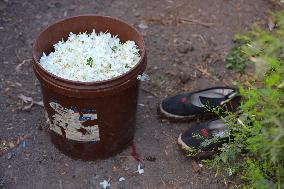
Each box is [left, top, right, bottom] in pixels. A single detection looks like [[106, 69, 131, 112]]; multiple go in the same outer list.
[[86, 57, 94, 67], [226, 34, 253, 72], [204, 12, 284, 188]]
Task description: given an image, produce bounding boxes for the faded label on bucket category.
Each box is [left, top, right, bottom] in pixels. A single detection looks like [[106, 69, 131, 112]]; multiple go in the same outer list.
[[49, 102, 100, 142]]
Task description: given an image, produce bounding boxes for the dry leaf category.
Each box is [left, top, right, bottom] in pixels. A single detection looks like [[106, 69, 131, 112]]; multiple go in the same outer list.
[[18, 94, 43, 110], [34, 100, 44, 106], [191, 160, 202, 173], [268, 18, 275, 31], [5, 80, 22, 88], [18, 94, 33, 103], [15, 59, 32, 72]]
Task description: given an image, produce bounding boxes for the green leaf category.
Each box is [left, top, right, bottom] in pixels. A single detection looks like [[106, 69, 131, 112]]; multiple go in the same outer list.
[[86, 57, 93, 67]]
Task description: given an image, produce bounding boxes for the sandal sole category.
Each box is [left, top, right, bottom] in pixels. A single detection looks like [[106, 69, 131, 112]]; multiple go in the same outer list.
[[177, 134, 215, 159], [158, 103, 215, 122]]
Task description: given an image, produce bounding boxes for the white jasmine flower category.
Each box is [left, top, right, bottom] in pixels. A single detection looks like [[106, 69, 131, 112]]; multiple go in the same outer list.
[[99, 180, 110, 189], [228, 168, 233, 176], [136, 163, 144, 174], [118, 177, 125, 182], [137, 73, 150, 81], [39, 31, 140, 82]]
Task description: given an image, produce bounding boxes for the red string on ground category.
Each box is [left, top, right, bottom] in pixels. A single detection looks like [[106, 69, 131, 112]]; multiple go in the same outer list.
[[131, 143, 141, 162]]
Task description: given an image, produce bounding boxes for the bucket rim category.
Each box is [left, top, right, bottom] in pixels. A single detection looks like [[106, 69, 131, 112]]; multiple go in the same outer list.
[[32, 14, 146, 86]]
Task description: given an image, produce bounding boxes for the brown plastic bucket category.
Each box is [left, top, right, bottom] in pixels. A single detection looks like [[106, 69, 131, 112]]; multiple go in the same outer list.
[[32, 15, 147, 160]]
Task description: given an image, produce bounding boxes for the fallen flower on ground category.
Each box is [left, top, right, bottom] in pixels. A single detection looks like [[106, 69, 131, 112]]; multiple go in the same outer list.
[[118, 177, 125, 182], [99, 180, 110, 189], [136, 163, 144, 174], [137, 73, 150, 81]]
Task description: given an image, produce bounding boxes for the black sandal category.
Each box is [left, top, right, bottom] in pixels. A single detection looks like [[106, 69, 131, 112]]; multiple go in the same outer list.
[[159, 87, 241, 121], [178, 119, 230, 158]]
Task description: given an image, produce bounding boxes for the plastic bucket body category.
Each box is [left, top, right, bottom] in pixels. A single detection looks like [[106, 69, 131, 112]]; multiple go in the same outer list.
[[32, 15, 147, 160]]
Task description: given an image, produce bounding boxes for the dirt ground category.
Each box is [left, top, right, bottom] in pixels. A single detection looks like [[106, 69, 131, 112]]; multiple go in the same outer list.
[[0, 0, 278, 188]]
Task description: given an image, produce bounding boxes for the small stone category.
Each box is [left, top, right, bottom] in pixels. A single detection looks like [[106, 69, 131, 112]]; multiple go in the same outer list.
[[202, 53, 211, 61], [177, 42, 194, 54], [177, 46, 189, 54], [138, 22, 148, 30], [6, 153, 12, 160], [17, 32, 23, 37], [145, 156, 156, 162], [8, 142, 15, 148], [53, 2, 62, 8], [38, 125, 43, 131], [179, 73, 191, 84], [134, 12, 140, 17], [68, 6, 76, 11], [20, 141, 27, 148], [173, 57, 180, 63]]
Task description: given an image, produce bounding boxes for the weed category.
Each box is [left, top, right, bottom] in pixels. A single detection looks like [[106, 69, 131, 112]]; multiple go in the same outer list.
[[203, 12, 284, 189]]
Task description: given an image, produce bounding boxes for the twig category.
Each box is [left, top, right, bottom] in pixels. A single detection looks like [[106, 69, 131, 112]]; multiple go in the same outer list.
[[161, 131, 176, 144], [161, 178, 167, 188], [192, 34, 206, 45], [192, 64, 219, 81], [193, 64, 231, 85], [59, 179, 63, 189], [223, 177, 228, 187], [118, 155, 132, 158], [15, 50, 21, 62], [140, 17, 168, 25], [269, 0, 284, 8], [141, 88, 159, 98], [179, 17, 214, 28]]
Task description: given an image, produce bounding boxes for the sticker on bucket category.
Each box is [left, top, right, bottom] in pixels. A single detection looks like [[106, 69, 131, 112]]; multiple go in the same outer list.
[[49, 102, 100, 142]]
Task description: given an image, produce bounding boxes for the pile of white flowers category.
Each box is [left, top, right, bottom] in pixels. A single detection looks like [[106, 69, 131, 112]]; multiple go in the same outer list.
[[39, 31, 140, 82]]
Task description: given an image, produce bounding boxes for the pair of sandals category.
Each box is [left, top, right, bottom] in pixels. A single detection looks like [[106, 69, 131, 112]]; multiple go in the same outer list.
[[158, 87, 241, 158]]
